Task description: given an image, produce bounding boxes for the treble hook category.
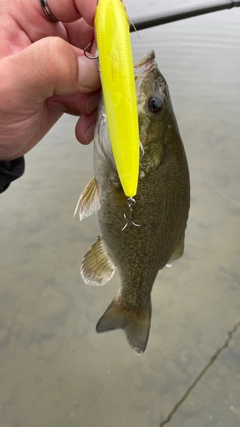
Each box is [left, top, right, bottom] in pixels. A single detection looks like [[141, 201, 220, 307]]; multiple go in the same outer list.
[[121, 198, 142, 231], [84, 42, 99, 60]]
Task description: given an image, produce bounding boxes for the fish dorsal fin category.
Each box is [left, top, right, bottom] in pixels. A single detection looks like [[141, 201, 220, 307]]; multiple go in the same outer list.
[[81, 236, 116, 286], [73, 177, 100, 220]]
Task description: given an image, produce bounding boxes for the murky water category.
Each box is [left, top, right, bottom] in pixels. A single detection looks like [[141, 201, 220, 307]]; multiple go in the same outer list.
[[1, 1, 240, 426]]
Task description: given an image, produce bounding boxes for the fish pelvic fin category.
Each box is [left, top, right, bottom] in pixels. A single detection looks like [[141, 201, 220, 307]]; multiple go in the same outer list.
[[81, 236, 116, 286], [73, 177, 100, 220], [96, 296, 152, 355]]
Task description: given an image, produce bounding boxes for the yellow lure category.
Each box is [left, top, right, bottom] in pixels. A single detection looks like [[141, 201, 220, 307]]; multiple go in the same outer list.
[[95, 0, 139, 198]]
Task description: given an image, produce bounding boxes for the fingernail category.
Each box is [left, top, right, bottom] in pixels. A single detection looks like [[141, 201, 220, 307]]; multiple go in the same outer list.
[[78, 55, 100, 89], [78, 56, 88, 84], [83, 124, 95, 144], [48, 102, 67, 112]]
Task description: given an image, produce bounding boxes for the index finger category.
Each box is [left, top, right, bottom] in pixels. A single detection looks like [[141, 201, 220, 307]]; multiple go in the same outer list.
[[5, 0, 97, 53], [36, 0, 97, 25]]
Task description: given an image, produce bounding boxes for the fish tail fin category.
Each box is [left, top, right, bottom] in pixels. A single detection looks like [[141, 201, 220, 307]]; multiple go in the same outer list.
[[96, 296, 152, 355]]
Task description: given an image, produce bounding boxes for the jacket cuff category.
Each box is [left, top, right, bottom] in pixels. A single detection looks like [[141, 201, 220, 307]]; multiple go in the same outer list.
[[0, 156, 25, 194]]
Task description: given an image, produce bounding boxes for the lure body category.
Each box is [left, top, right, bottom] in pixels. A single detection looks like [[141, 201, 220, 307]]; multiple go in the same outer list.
[[95, 0, 139, 198]]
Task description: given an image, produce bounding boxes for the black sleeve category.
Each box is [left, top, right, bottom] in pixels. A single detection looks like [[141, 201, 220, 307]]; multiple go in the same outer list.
[[0, 156, 25, 194]]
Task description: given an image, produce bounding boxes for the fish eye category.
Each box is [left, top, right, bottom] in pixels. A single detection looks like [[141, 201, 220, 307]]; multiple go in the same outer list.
[[148, 94, 164, 114]]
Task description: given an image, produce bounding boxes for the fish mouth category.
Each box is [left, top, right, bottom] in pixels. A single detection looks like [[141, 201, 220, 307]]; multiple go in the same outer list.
[[134, 50, 156, 78]]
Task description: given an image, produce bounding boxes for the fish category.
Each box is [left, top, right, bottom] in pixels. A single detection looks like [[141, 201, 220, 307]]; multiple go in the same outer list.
[[75, 50, 190, 355]]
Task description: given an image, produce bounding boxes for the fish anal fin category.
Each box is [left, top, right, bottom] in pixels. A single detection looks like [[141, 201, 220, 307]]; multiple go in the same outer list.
[[166, 234, 185, 267], [73, 177, 99, 220], [81, 236, 115, 286], [96, 297, 152, 355]]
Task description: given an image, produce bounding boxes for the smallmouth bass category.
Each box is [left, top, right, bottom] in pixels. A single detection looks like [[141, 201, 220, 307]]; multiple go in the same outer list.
[[76, 50, 190, 355]]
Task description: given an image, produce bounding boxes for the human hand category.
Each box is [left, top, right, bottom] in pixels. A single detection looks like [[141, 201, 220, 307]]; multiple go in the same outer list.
[[0, 0, 101, 161]]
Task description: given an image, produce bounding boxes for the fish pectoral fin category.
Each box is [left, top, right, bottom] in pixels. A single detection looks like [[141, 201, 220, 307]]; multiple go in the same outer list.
[[166, 234, 185, 267], [73, 177, 100, 220], [81, 236, 115, 286], [96, 297, 152, 355]]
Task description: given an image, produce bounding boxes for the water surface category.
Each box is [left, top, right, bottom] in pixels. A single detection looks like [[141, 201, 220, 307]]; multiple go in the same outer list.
[[1, 1, 240, 426]]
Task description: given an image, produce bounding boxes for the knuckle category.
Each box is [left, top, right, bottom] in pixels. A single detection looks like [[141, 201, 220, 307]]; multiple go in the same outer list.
[[45, 37, 77, 83]]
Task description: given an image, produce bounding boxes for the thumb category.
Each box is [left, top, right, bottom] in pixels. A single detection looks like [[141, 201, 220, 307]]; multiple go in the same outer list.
[[0, 37, 100, 106]]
